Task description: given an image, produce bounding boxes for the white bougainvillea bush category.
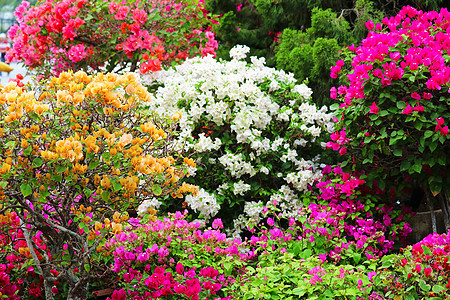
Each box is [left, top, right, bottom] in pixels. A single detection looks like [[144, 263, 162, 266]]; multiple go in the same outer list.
[[142, 45, 335, 236]]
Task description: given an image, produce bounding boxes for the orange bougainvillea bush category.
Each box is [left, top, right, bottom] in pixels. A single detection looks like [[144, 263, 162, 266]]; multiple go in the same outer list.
[[0, 71, 197, 299]]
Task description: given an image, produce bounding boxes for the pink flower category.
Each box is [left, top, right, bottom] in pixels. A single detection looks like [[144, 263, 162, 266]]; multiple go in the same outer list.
[[339, 147, 347, 156], [402, 104, 413, 114], [115, 6, 129, 20], [176, 263, 184, 275], [367, 271, 377, 282], [111, 289, 126, 300], [267, 218, 274, 226], [424, 267, 432, 277], [330, 87, 337, 99], [67, 43, 87, 63], [236, 3, 243, 11], [369, 102, 379, 114], [365, 20, 374, 30], [441, 126, 449, 136], [330, 65, 341, 73], [423, 92, 432, 99], [415, 264, 422, 273], [411, 92, 421, 100], [212, 218, 223, 229]]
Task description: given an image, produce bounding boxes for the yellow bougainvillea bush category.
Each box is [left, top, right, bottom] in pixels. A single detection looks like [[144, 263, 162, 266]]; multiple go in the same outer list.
[[0, 71, 197, 299]]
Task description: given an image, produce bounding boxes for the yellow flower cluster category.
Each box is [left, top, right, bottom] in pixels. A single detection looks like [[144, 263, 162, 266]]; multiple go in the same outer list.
[[172, 182, 199, 198], [132, 155, 175, 175], [54, 137, 83, 162], [140, 122, 167, 141], [0, 82, 49, 122], [48, 71, 152, 112]]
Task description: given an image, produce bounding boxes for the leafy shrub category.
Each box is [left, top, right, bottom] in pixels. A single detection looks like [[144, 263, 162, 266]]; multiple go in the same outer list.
[[0, 71, 197, 299], [328, 5, 450, 224], [8, 0, 218, 77], [143, 45, 335, 235], [275, 3, 383, 106]]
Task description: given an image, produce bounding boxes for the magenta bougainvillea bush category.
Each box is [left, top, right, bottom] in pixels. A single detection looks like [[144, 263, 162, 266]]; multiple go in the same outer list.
[[7, 0, 218, 77], [328, 6, 450, 206]]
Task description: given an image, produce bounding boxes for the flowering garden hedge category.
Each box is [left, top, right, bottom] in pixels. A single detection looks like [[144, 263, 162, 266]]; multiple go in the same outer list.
[[0, 2, 449, 300]]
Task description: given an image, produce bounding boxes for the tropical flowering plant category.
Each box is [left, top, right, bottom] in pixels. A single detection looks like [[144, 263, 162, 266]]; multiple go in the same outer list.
[[226, 165, 412, 300], [103, 211, 250, 299], [328, 6, 450, 215], [0, 71, 197, 299], [8, 0, 218, 77], [376, 230, 450, 299], [143, 45, 335, 236]]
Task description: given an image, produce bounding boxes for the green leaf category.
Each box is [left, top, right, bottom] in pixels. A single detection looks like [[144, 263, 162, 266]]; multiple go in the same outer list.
[[113, 181, 122, 192], [414, 122, 423, 130], [32, 158, 43, 167], [28, 111, 40, 122], [89, 160, 99, 170], [52, 174, 63, 182], [424, 130, 433, 138], [429, 142, 438, 152], [152, 184, 162, 196], [5, 141, 16, 150], [300, 249, 312, 259], [411, 164, 422, 174], [432, 285, 445, 294], [292, 287, 306, 296], [419, 279, 431, 292], [84, 264, 90, 273], [378, 180, 386, 191], [84, 189, 93, 199], [291, 241, 303, 256], [315, 235, 326, 247], [393, 149, 402, 156], [56, 165, 66, 174], [102, 152, 111, 160], [400, 160, 411, 172], [330, 103, 339, 110], [223, 262, 232, 276], [20, 183, 32, 197], [101, 191, 110, 201], [379, 110, 389, 117], [353, 253, 361, 264], [23, 146, 32, 156]]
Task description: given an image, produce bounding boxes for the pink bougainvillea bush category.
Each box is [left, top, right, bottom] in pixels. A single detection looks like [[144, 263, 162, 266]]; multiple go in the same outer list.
[[8, 0, 218, 77], [328, 6, 449, 218], [101, 211, 250, 299], [376, 230, 450, 299]]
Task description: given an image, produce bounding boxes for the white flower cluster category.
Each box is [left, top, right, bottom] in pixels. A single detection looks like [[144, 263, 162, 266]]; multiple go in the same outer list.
[[218, 153, 256, 178], [137, 198, 162, 216], [142, 45, 334, 231], [270, 185, 303, 219], [185, 188, 220, 221], [233, 180, 251, 196]]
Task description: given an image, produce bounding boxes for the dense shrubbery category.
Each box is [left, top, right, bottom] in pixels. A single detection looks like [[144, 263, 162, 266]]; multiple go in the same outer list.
[[0, 71, 197, 299], [7, 0, 218, 77], [143, 45, 334, 235], [329, 5, 450, 226], [0, 1, 449, 300]]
